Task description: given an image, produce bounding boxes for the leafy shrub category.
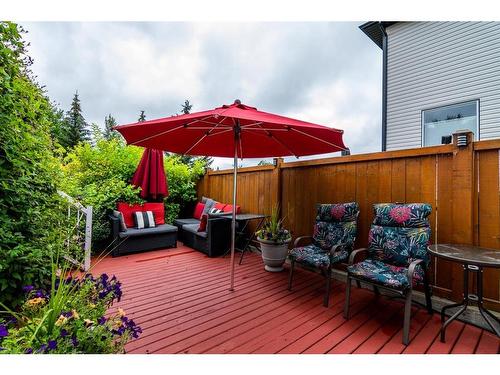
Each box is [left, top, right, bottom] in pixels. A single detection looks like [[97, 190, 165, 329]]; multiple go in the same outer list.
[[61, 139, 145, 244], [0, 22, 67, 307], [61, 140, 207, 245], [0, 259, 141, 354]]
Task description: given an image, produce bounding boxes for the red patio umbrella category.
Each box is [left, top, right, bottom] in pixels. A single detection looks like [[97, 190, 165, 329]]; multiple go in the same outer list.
[[115, 100, 347, 290], [131, 148, 168, 200]]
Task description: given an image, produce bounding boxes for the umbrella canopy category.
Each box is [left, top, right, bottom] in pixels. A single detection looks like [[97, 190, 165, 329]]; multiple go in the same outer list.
[[115, 100, 346, 158], [131, 148, 168, 200], [115, 100, 347, 291]]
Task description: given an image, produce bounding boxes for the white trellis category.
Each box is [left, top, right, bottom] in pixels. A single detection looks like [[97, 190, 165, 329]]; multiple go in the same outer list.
[[58, 191, 92, 271]]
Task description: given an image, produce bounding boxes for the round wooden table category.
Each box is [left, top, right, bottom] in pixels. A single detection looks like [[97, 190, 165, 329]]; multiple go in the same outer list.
[[428, 244, 500, 342]]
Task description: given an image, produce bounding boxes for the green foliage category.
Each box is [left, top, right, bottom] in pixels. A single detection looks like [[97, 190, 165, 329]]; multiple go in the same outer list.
[[181, 99, 192, 114], [0, 256, 141, 354], [138, 110, 146, 122], [62, 91, 90, 149], [61, 139, 144, 244], [103, 114, 120, 141], [163, 155, 206, 223], [256, 205, 291, 243], [0, 22, 68, 307]]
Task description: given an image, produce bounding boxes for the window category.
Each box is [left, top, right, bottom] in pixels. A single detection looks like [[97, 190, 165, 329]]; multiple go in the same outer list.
[[422, 100, 479, 146]]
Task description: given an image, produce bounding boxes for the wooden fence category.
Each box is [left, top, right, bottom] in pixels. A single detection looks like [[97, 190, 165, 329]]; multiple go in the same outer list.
[[197, 131, 500, 311]]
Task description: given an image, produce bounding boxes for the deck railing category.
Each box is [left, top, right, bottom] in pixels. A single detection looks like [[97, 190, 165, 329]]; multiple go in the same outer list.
[[197, 131, 500, 312], [58, 191, 92, 271]]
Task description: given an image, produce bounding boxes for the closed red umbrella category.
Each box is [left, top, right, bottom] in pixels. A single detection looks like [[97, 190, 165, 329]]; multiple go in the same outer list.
[[115, 100, 347, 290], [131, 148, 168, 200]]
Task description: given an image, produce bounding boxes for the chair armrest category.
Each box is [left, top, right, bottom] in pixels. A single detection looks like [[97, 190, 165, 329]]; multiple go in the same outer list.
[[348, 248, 368, 265], [108, 214, 120, 239], [407, 259, 424, 282], [293, 236, 313, 248]]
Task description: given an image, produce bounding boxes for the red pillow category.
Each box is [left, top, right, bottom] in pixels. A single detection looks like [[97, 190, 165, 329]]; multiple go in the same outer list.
[[117, 202, 144, 227], [193, 202, 205, 220], [143, 203, 165, 225], [223, 204, 240, 214], [198, 214, 208, 232], [213, 202, 227, 211]]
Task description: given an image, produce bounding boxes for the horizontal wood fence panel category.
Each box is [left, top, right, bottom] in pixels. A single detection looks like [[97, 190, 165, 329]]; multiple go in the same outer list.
[[197, 134, 500, 311]]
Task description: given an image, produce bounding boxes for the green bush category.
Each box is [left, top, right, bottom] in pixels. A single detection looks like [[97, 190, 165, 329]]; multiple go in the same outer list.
[[0, 22, 67, 307], [61, 139, 207, 245], [61, 139, 145, 244], [0, 258, 141, 354]]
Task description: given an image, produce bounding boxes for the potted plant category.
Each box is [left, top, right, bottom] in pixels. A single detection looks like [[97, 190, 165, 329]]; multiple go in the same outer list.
[[256, 206, 291, 272]]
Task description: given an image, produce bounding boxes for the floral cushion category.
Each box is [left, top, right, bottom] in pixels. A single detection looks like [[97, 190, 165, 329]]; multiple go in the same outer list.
[[316, 202, 359, 222], [347, 258, 424, 290], [372, 203, 431, 228], [368, 225, 431, 267], [289, 244, 348, 270], [312, 203, 359, 251]]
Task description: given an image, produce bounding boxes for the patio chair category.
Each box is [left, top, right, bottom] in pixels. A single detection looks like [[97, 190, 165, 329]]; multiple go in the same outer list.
[[343, 203, 433, 345], [288, 202, 360, 307]]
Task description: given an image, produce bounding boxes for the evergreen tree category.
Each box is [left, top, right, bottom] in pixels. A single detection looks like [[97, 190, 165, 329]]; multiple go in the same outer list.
[[138, 110, 146, 122], [181, 99, 192, 115], [64, 91, 90, 148], [103, 114, 119, 140]]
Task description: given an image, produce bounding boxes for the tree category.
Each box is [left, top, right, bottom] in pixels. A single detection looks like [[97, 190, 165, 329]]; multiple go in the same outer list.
[[181, 99, 192, 115], [64, 91, 90, 148], [258, 160, 273, 166], [103, 114, 119, 141], [138, 110, 146, 122]]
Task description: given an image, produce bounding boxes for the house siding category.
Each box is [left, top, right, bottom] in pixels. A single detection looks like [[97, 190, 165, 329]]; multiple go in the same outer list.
[[386, 22, 500, 150]]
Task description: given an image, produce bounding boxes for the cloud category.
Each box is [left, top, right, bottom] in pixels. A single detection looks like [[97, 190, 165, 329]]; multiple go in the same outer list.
[[22, 22, 382, 168]]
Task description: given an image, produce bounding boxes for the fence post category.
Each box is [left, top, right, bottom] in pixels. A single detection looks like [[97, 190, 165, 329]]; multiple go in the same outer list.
[[272, 158, 284, 216], [450, 130, 475, 301], [84, 206, 92, 271], [451, 130, 474, 245]]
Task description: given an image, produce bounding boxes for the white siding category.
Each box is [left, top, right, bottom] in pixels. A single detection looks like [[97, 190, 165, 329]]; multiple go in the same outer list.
[[386, 22, 500, 150]]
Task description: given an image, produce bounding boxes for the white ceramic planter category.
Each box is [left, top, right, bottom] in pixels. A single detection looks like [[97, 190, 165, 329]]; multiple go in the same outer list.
[[257, 238, 291, 272]]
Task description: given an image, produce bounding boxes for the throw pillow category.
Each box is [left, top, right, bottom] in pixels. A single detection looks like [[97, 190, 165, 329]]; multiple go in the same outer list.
[[202, 198, 216, 216], [193, 202, 205, 220], [117, 202, 144, 227], [222, 204, 240, 213], [112, 210, 128, 232], [198, 214, 208, 232], [143, 202, 165, 225], [208, 207, 224, 214], [134, 211, 156, 229]]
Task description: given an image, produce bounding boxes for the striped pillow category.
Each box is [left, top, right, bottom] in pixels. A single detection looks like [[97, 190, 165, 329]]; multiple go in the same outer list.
[[133, 211, 156, 229]]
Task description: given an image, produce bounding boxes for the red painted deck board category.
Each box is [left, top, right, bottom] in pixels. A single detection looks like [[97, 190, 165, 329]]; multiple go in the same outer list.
[[91, 244, 499, 354]]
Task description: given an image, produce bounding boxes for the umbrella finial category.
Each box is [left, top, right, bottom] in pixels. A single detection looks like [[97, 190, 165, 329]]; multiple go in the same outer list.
[[234, 99, 241, 105]]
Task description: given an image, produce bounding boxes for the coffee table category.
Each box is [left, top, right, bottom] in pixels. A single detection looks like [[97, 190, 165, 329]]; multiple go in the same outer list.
[[428, 244, 500, 341]]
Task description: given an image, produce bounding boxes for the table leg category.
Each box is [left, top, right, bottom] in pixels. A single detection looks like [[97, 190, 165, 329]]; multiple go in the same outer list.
[[239, 217, 266, 265], [440, 264, 469, 342], [476, 266, 500, 337]]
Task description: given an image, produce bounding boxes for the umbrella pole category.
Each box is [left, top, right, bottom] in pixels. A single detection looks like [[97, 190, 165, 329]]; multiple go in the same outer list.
[[229, 129, 238, 291]]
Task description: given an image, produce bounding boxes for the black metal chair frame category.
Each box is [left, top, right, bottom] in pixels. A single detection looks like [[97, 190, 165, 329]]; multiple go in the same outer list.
[[343, 248, 433, 345], [288, 238, 346, 307]]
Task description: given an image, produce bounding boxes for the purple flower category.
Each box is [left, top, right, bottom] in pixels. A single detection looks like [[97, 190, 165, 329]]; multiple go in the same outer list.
[[61, 311, 73, 318], [71, 334, 78, 347], [37, 344, 47, 353], [47, 340, 57, 350], [60, 329, 69, 338], [0, 324, 8, 338], [25, 348, 33, 354], [22, 285, 34, 293], [97, 316, 107, 325]]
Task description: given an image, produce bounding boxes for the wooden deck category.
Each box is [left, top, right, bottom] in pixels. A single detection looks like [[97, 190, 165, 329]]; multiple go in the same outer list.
[[91, 245, 499, 354]]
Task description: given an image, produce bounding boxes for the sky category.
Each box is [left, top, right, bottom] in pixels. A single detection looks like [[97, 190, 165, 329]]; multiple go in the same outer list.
[[22, 22, 382, 169]]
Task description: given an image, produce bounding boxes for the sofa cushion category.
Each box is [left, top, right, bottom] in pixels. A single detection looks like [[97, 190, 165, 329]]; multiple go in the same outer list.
[[119, 224, 177, 238], [202, 198, 216, 216], [143, 202, 165, 225], [289, 244, 348, 270], [193, 202, 205, 220], [198, 214, 208, 232], [222, 204, 240, 213], [117, 202, 144, 227], [213, 202, 227, 211], [112, 210, 128, 232], [183, 223, 207, 238], [174, 218, 201, 227], [347, 258, 424, 290]]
